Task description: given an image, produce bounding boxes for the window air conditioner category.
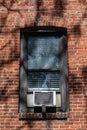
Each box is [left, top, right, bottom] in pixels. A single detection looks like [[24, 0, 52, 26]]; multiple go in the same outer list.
[[33, 91, 56, 107]]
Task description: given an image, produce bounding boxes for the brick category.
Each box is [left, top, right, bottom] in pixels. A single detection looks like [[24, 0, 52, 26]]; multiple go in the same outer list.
[[0, 0, 87, 129]]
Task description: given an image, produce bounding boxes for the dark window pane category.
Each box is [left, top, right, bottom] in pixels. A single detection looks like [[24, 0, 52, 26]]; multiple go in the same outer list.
[[28, 72, 60, 89], [28, 36, 59, 69]]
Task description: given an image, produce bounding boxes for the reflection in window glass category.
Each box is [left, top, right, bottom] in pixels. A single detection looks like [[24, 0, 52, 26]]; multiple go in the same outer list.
[[28, 72, 60, 89], [28, 36, 59, 69]]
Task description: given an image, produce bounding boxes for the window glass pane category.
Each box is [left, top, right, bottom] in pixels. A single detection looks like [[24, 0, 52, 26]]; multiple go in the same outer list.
[[28, 72, 60, 89], [28, 36, 59, 69]]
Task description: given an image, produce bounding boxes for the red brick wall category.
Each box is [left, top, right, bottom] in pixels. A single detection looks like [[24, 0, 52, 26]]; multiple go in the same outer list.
[[0, 0, 87, 129]]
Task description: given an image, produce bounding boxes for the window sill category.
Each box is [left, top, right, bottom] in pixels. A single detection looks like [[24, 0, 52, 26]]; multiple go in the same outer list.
[[19, 112, 69, 120]]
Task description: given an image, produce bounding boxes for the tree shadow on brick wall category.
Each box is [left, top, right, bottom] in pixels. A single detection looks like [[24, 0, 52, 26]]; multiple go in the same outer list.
[[0, 0, 87, 129], [71, 0, 87, 43], [82, 66, 87, 125], [0, 0, 21, 32], [0, 31, 19, 121], [0, 0, 20, 108], [54, 0, 65, 17], [34, 0, 87, 43], [68, 65, 87, 125], [69, 66, 87, 96], [0, 0, 86, 38], [72, 8, 87, 42], [34, 0, 66, 25]]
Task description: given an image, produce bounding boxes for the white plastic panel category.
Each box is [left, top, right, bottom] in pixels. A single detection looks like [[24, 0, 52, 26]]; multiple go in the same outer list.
[[27, 94, 33, 107], [56, 93, 61, 107]]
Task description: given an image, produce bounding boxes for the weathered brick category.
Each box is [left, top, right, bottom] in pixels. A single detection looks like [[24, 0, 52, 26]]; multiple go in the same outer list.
[[0, 0, 87, 129]]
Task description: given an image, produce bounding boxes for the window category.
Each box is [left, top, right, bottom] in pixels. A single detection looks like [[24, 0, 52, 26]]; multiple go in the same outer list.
[[19, 27, 69, 113], [28, 34, 60, 91]]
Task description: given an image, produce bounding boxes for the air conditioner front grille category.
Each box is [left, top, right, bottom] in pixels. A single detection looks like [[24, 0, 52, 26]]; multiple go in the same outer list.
[[33, 91, 56, 106]]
